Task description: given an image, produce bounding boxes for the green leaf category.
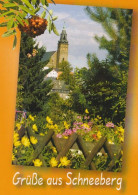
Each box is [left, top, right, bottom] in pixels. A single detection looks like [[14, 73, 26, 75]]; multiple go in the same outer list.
[[41, 10, 46, 19], [7, 18, 14, 30], [0, 10, 15, 17], [32, 0, 37, 5], [24, 19, 29, 25], [13, 35, 17, 49], [18, 5, 35, 15], [52, 23, 59, 36], [34, 7, 40, 14], [15, 16, 24, 26], [0, 1, 4, 5], [52, 16, 58, 21], [2, 29, 16, 37], [43, 5, 47, 9], [50, 0, 55, 4], [47, 15, 51, 33], [3, 3, 17, 8], [0, 22, 7, 27], [41, 0, 45, 5], [21, 0, 35, 11], [49, 9, 53, 16], [41, 0, 49, 6], [18, 11, 27, 19]]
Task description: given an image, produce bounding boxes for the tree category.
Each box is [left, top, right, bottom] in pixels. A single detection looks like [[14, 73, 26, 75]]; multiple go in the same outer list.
[[69, 7, 133, 123], [85, 7, 133, 70], [17, 32, 53, 114], [58, 61, 75, 89], [71, 54, 127, 123]]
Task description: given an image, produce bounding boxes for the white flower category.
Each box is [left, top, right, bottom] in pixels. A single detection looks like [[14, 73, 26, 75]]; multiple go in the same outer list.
[[97, 152, 102, 157]]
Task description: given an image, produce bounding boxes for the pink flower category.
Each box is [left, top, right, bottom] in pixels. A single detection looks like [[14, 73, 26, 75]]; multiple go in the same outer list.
[[77, 116, 81, 119], [56, 134, 62, 138], [73, 128, 77, 133], [106, 122, 115, 128], [62, 129, 73, 136], [88, 121, 93, 126]]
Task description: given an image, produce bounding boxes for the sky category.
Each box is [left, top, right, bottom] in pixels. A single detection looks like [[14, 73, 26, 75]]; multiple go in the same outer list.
[[35, 3, 108, 69]]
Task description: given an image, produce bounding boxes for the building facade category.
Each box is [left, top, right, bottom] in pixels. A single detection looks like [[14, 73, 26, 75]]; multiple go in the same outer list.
[[42, 26, 69, 69], [42, 27, 70, 100]]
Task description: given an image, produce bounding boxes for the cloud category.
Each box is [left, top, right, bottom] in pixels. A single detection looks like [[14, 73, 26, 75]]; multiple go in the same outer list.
[[35, 5, 108, 68], [54, 12, 70, 20]]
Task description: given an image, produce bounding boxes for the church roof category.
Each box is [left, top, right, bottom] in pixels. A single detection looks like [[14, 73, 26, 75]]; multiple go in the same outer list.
[[42, 51, 56, 62]]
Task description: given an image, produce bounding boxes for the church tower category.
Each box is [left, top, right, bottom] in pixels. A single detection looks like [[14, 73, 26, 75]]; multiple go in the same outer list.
[[56, 26, 69, 68]]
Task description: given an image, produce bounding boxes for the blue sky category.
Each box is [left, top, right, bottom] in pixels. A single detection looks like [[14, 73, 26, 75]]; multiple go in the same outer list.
[[35, 4, 108, 69]]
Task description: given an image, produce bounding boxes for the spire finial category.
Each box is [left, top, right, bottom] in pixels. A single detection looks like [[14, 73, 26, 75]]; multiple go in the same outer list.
[[63, 21, 66, 29]]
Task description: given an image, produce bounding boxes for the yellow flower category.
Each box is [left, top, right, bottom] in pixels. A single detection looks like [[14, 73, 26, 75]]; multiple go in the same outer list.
[[39, 133, 45, 136], [12, 153, 15, 161], [118, 127, 124, 134], [14, 140, 21, 147], [108, 139, 114, 144], [49, 157, 58, 167], [94, 118, 98, 122], [14, 132, 19, 142], [33, 159, 42, 167], [97, 115, 101, 119], [119, 136, 124, 143], [51, 146, 57, 154], [82, 123, 89, 129], [97, 131, 102, 139], [54, 124, 58, 130], [29, 115, 35, 121], [16, 123, 21, 131], [63, 136, 68, 139], [21, 136, 30, 147], [59, 156, 70, 167], [46, 124, 55, 130], [64, 121, 70, 129], [85, 109, 89, 114], [30, 136, 38, 145], [46, 116, 53, 125], [15, 150, 17, 154], [20, 120, 24, 124], [32, 124, 38, 132]]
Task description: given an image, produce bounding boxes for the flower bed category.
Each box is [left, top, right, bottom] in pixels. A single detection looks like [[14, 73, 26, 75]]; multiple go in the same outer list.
[[12, 111, 124, 171]]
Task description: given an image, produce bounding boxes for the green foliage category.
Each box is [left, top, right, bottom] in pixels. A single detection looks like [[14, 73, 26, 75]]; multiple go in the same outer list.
[[69, 7, 133, 123], [67, 150, 85, 169], [58, 61, 74, 87], [16, 79, 24, 110], [0, 0, 59, 48], [42, 92, 75, 126], [42, 146, 57, 166], [92, 153, 110, 171], [18, 32, 53, 114], [71, 54, 128, 123]]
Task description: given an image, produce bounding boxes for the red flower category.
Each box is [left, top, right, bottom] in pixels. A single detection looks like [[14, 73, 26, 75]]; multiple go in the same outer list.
[[92, 134, 97, 140]]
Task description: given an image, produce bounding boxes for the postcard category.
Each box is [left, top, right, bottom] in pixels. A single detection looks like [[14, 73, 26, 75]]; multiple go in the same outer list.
[[3, 1, 132, 172]]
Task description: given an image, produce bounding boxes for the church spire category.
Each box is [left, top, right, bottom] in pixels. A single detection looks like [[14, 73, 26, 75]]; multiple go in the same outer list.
[[57, 24, 69, 67], [59, 23, 68, 44]]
